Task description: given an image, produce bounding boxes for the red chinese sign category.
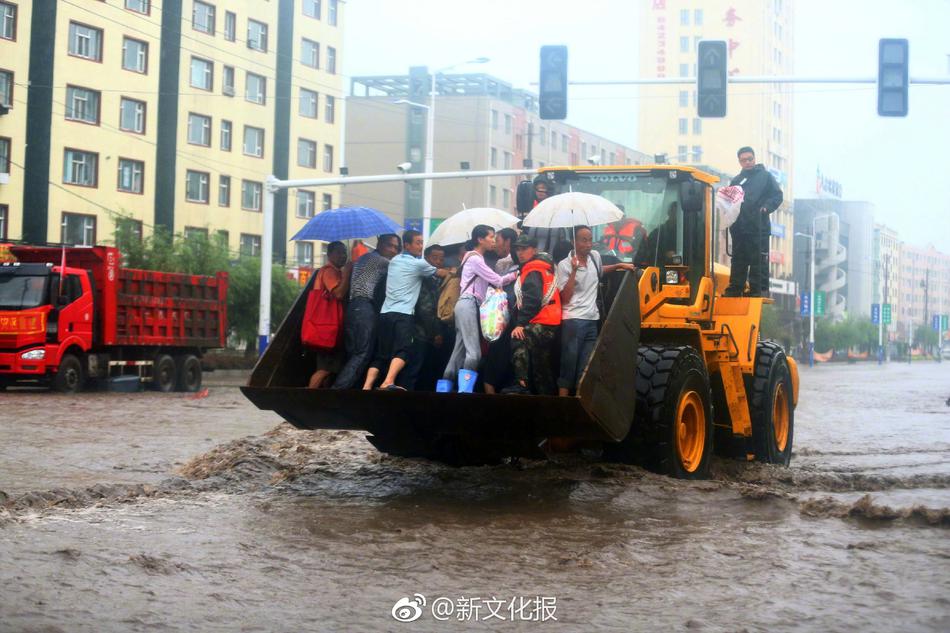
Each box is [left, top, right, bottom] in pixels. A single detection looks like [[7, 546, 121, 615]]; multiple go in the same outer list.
[[654, 4, 666, 77]]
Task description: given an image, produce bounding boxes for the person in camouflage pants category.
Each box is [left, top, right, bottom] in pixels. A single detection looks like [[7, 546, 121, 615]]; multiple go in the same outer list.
[[510, 322, 558, 395], [503, 234, 562, 396]]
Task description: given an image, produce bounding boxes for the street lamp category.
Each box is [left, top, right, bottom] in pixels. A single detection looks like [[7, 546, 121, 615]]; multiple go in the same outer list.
[[423, 57, 490, 242], [795, 213, 833, 368]]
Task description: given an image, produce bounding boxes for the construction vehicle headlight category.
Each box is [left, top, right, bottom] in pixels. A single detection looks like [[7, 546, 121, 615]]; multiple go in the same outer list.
[[665, 270, 679, 284], [21, 349, 45, 360]]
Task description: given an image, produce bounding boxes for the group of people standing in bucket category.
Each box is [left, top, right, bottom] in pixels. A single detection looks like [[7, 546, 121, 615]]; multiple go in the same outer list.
[[305, 221, 634, 395]]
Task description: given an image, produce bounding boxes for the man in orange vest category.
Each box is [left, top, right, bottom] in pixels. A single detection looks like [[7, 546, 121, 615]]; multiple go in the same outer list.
[[601, 215, 646, 259], [503, 234, 561, 395]]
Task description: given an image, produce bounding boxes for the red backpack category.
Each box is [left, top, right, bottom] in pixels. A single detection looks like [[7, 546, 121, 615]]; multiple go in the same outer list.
[[301, 271, 343, 351]]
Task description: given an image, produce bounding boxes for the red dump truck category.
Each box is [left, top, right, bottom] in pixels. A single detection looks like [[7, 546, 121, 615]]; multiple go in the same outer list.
[[0, 245, 228, 392]]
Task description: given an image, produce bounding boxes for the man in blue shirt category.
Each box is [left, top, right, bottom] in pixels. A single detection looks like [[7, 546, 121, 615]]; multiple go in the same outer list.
[[364, 230, 448, 390]]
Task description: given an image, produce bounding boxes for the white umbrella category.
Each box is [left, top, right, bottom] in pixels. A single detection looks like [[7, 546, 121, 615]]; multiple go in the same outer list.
[[522, 192, 624, 229], [428, 207, 520, 246]]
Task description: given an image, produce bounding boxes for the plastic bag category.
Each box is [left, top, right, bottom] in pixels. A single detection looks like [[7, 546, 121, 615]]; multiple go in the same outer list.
[[479, 287, 510, 342], [716, 185, 745, 228]]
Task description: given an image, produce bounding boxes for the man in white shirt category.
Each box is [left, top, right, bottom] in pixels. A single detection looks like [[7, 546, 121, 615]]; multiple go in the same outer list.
[[556, 226, 635, 396]]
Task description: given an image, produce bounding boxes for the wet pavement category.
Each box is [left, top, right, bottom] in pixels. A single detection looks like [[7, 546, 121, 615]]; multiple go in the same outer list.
[[1, 363, 948, 632]]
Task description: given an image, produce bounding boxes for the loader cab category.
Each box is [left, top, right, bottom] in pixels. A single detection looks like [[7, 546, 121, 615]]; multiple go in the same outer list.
[[519, 168, 710, 302]]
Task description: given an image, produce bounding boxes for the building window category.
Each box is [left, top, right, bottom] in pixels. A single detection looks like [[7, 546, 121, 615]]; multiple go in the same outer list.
[[322, 193, 332, 211], [192, 1, 215, 34], [503, 152, 513, 170], [241, 181, 262, 211], [693, 118, 702, 134], [296, 190, 315, 218], [245, 72, 266, 104], [222, 65, 235, 95], [692, 145, 703, 162], [300, 88, 318, 118], [295, 242, 314, 267], [0, 204, 8, 239], [678, 118, 688, 134], [503, 189, 511, 209], [491, 109, 498, 129], [677, 145, 687, 160], [121, 37, 148, 73], [62, 213, 96, 246], [68, 22, 103, 62], [0, 70, 11, 109], [119, 97, 146, 134], [247, 19, 268, 52], [240, 233, 261, 257], [117, 158, 144, 193], [504, 114, 512, 134], [679, 63, 688, 78], [220, 119, 232, 151], [0, 136, 10, 174], [185, 170, 210, 203], [561, 134, 568, 151], [325, 94, 336, 123], [327, 47, 337, 74], [0, 2, 14, 40], [680, 8, 689, 25], [680, 36, 689, 53], [243, 126, 264, 157], [65, 85, 100, 124], [190, 57, 213, 90], [303, 0, 321, 20], [184, 227, 208, 241], [187, 113, 211, 146], [694, 8, 703, 25], [63, 149, 98, 187], [298, 138, 317, 168], [551, 130, 557, 148], [539, 126, 546, 146], [490, 147, 497, 168], [218, 175, 230, 206], [125, 0, 150, 15], [215, 230, 229, 248], [223, 11, 235, 41], [678, 90, 688, 107], [328, 0, 338, 26], [301, 38, 320, 68], [323, 144, 333, 172], [489, 185, 497, 206]]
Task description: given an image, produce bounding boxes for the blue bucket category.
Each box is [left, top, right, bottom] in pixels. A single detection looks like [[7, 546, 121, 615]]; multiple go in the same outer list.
[[457, 370, 478, 394], [436, 379, 453, 393]]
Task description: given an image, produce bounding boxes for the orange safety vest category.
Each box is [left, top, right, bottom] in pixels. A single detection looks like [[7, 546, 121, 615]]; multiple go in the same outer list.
[[519, 259, 562, 326], [602, 219, 645, 256]]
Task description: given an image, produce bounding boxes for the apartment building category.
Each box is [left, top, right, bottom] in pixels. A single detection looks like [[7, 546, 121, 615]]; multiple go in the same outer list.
[[0, 0, 344, 266], [637, 0, 795, 282], [344, 69, 651, 231]]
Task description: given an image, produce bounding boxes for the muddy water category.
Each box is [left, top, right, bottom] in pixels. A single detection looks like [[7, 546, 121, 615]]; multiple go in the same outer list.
[[1, 363, 948, 632]]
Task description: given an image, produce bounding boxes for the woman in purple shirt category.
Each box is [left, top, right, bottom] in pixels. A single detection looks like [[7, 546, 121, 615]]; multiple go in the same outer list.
[[442, 225, 519, 390]]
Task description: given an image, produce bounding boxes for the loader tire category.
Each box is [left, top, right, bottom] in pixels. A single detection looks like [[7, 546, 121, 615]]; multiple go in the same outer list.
[[175, 354, 202, 392], [748, 341, 794, 466], [608, 345, 713, 479], [53, 354, 84, 393], [152, 354, 176, 393]]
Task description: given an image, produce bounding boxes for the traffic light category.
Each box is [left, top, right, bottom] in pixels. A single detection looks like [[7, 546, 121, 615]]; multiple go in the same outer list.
[[539, 45, 568, 120], [697, 40, 727, 118], [877, 38, 909, 117]]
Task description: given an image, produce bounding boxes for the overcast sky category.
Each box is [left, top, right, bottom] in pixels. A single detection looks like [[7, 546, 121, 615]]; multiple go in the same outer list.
[[343, 0, 950, 252]]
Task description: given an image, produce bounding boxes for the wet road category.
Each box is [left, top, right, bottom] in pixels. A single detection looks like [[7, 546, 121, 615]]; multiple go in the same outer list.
[[1, 363, 948, 632]]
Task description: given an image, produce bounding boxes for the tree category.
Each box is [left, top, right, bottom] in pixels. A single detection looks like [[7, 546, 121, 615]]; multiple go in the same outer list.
[[226, 256, 300, 354]]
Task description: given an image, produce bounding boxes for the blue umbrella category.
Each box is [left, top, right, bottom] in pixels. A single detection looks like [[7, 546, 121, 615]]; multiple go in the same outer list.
[[290, 206, 402, 242]]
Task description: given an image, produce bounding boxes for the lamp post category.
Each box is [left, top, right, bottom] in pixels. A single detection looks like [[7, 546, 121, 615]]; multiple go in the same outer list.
[[795, 231, 815, 367], [423, 57, 489, 242]]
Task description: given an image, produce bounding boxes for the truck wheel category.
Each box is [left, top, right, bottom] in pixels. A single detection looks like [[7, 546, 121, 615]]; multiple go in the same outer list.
[[607, 346, 713, 479], [53, 354, 84, 393], [175, 355, 202, 392], [152, 354, 176, 393], [749, 341, 794, 465]]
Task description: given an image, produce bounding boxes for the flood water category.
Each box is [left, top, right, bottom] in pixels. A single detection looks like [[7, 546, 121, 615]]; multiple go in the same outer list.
[[1, 363, 948, 632]]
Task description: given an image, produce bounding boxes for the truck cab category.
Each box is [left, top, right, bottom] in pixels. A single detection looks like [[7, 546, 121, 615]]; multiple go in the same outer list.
[[0, 261, 94, 388]]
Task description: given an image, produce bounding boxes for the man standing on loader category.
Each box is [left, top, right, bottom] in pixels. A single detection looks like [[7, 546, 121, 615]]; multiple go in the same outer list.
[[723, 146, 783, 298]]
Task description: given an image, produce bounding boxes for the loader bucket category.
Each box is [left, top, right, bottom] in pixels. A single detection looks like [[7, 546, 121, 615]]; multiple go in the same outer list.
[[242, 269, 640, 462]]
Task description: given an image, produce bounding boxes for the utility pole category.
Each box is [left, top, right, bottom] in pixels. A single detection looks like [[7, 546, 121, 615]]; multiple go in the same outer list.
[[883, 254, 890, 361], [923, 269, 930, 357], [877, 258, 884, 365]]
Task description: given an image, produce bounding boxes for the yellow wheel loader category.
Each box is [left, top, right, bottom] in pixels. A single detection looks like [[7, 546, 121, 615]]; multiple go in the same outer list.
[[242, 165, 799, 478]]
